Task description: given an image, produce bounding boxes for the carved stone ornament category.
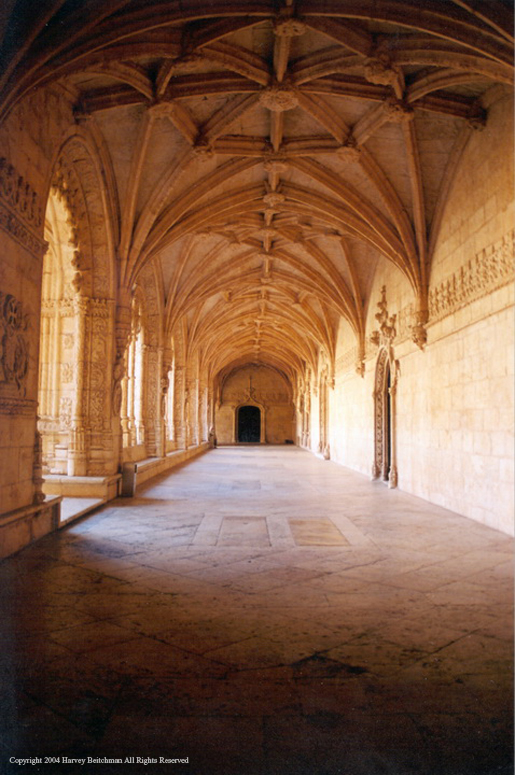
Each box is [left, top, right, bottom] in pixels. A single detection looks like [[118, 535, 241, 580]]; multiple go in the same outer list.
[[0, 156, 47, 256], [0, 292, 29, 394], [111, 356, 124, 416], [274, 18, 307, 37], [263, 157, 289, 174], [355, 358, 365, 378], [336, 141, 361, 164], [383, 96, 414, 123], [370, 286, 397, 349], [148, 100, 176, 120], [428, 230, 514, 322], [411, 309, 428, 350], [259, 85, 299, 112], [192, 141, 215, 160], [0, 202, 47, 257], [0, 158, 43, 228], [263, 192, 285, 208], [363, 57, 398, 86]]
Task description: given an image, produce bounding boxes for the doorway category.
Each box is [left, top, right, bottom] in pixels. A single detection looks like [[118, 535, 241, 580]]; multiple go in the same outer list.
[[237, 405, 261, 442]]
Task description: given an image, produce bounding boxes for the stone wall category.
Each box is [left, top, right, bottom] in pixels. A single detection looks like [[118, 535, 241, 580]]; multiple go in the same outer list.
[[216, 364, 295, 444], [327, 89, 514, 534], [0, 88, 75, 516]]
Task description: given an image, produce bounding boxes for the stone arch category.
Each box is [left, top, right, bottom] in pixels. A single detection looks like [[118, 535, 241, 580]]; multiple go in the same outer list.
[[38, 129, 118, 480], [50, 126, 117, 302]]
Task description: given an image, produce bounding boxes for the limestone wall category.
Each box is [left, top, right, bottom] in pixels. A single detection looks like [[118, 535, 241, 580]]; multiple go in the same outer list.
[[0, 88, 75, 516], [327, 89, 514, 534], [215, 364, 295, 444]]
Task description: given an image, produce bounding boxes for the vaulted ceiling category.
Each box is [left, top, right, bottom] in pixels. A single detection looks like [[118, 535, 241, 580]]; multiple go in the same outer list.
[[1, 0, 513, 380]]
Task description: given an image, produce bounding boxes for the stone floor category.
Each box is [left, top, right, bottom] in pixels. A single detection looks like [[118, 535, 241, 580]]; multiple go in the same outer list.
[[1, 447, 512, 775]]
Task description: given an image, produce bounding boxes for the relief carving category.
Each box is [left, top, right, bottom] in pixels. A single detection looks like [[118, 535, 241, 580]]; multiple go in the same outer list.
[[59, 396, 72, 429], [0, 292, 30, 394], [428, 230, 514, 322], [0, 202, 47, 256], [370, 286, 396, 349], [0, 158, 43, 228], [259, 85, 299, 112]]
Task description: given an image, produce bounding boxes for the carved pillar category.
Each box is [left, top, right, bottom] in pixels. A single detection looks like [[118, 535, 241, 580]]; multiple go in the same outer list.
[[33, 422, 45, 504], [173, 366, 185, 449], [112, 286, 132, 467], [388, 377, 398, 489], [120, 371, 130, 447], [67, 296, 88, 476], [184, 386, 191, 448], [371, 387, 381, 480], [136, 340, 147, 447], [143, 343, 163, 457], [157, 346, 171, 458]]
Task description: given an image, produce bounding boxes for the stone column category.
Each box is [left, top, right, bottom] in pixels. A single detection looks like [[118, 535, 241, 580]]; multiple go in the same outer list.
[[33, 422, 45, 504], [388, 375, 398, 489], [67, 295, 88, 476], [172, 366, 185, 449]]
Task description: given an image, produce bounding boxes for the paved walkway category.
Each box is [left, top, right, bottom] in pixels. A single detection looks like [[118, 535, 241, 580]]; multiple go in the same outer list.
[[1, 447, 512, 774]]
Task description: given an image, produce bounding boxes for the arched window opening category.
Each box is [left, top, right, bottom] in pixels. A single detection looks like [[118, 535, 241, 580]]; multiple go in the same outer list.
[[38, 189, 81, 475]]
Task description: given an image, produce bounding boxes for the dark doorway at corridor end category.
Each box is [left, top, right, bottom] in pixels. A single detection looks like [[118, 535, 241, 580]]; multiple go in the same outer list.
[[237, 405, 261, 442]]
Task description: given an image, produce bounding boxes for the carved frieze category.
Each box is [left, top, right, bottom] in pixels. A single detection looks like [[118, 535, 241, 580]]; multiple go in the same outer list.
[[0, 202, 47, 257], [0, 158, 43, 228], [428, 230, 514, 322], [224, 389, 290, 405]]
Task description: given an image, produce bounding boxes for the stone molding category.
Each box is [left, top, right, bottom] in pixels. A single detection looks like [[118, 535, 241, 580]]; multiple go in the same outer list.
[[0, 396, 36, 415], [41, 296, 113, 317]]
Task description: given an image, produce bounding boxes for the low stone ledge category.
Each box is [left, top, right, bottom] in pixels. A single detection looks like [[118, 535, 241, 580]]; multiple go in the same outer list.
[[43, 473, 121, 501], [0, 496, 61, 560], [132, 443, 209, 489]]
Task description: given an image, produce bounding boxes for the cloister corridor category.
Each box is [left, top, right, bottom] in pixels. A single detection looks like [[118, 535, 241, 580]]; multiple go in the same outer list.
[[1, 446, 512, 775]]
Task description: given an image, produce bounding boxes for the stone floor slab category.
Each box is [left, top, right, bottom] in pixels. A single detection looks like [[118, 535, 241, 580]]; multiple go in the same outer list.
[[0, 447, 512, 775]]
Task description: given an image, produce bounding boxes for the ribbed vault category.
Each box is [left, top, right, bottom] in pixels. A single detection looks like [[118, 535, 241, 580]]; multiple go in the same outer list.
[[2, 0, 512, 384]]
